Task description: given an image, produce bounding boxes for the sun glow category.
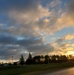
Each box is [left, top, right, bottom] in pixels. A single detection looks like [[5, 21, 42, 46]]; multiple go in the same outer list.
[[66, 51, 74, 56]]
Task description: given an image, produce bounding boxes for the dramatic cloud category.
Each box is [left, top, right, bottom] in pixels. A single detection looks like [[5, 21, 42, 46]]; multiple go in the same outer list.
[[0, 0, 74, 36], [51, 33, 74, 55], [64, 34, 74, 40], [0, 0, 74, 61], [55, 0, 74, 30], [67, 0, 74, 16], [0, 33, 55, 60]]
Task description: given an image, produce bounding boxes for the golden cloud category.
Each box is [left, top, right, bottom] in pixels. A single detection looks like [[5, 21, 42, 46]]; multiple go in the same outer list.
[[64, 34, 74, 40]]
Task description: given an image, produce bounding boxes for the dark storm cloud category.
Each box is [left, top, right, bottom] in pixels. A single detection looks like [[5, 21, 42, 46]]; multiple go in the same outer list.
[[17, 37, 43, 47], [0, 33, 55, 60], [0, 34, 16, 44], [27, 43, 54, 55], [0, 34, 42, 46], [67, 0, 74, 13], [0, 0, 39, 12]]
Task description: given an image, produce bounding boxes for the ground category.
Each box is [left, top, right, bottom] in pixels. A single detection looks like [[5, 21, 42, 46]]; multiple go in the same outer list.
[[0, 62, 74, 75]]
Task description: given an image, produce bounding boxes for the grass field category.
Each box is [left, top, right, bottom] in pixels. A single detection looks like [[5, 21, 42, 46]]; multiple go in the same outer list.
[[0, 62, 74, 75]]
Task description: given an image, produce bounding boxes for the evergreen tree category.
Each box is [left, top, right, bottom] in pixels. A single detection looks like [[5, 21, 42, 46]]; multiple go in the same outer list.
[[28, 52, 32, 59], [26, 53, 33, 64], [19, 55, 25, 65]]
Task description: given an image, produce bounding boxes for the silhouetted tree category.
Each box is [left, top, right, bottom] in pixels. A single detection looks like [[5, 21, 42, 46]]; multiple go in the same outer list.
[[25, 54, 71, 64], [28, 52, 32, 59], [26, 53, 33, 64], [60, 55, 68, 62], [13, 62, 18, 66], [19, 55, 25, 65], [45, 55, 49, 64], [32, 56, 40, 64]]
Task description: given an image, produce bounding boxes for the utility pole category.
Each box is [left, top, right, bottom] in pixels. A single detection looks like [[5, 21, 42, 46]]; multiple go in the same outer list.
[[12, 56, 13, 64], [47, 51, 49, 64]]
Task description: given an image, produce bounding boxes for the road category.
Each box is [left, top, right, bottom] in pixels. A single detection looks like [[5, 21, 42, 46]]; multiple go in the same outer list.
[[45, 68, 74, 75]]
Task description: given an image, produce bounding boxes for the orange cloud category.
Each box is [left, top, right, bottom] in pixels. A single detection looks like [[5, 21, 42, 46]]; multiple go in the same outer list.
[[64, 34, 74, 40]]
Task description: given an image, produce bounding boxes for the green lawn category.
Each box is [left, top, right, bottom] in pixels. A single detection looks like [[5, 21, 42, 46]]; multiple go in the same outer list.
[[0, 62, 74, 75]]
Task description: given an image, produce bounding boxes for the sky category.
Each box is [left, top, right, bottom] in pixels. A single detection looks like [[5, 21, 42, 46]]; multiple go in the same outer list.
[[0, 0, 74, 62]]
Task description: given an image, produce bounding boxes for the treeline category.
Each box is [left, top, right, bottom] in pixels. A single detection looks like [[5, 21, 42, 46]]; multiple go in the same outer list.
[[0, 53, 74, 66], [19, 53, 74, 65]]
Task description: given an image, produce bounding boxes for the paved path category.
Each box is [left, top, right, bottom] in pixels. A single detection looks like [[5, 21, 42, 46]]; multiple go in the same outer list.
[[45, 67, 74, 75]]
